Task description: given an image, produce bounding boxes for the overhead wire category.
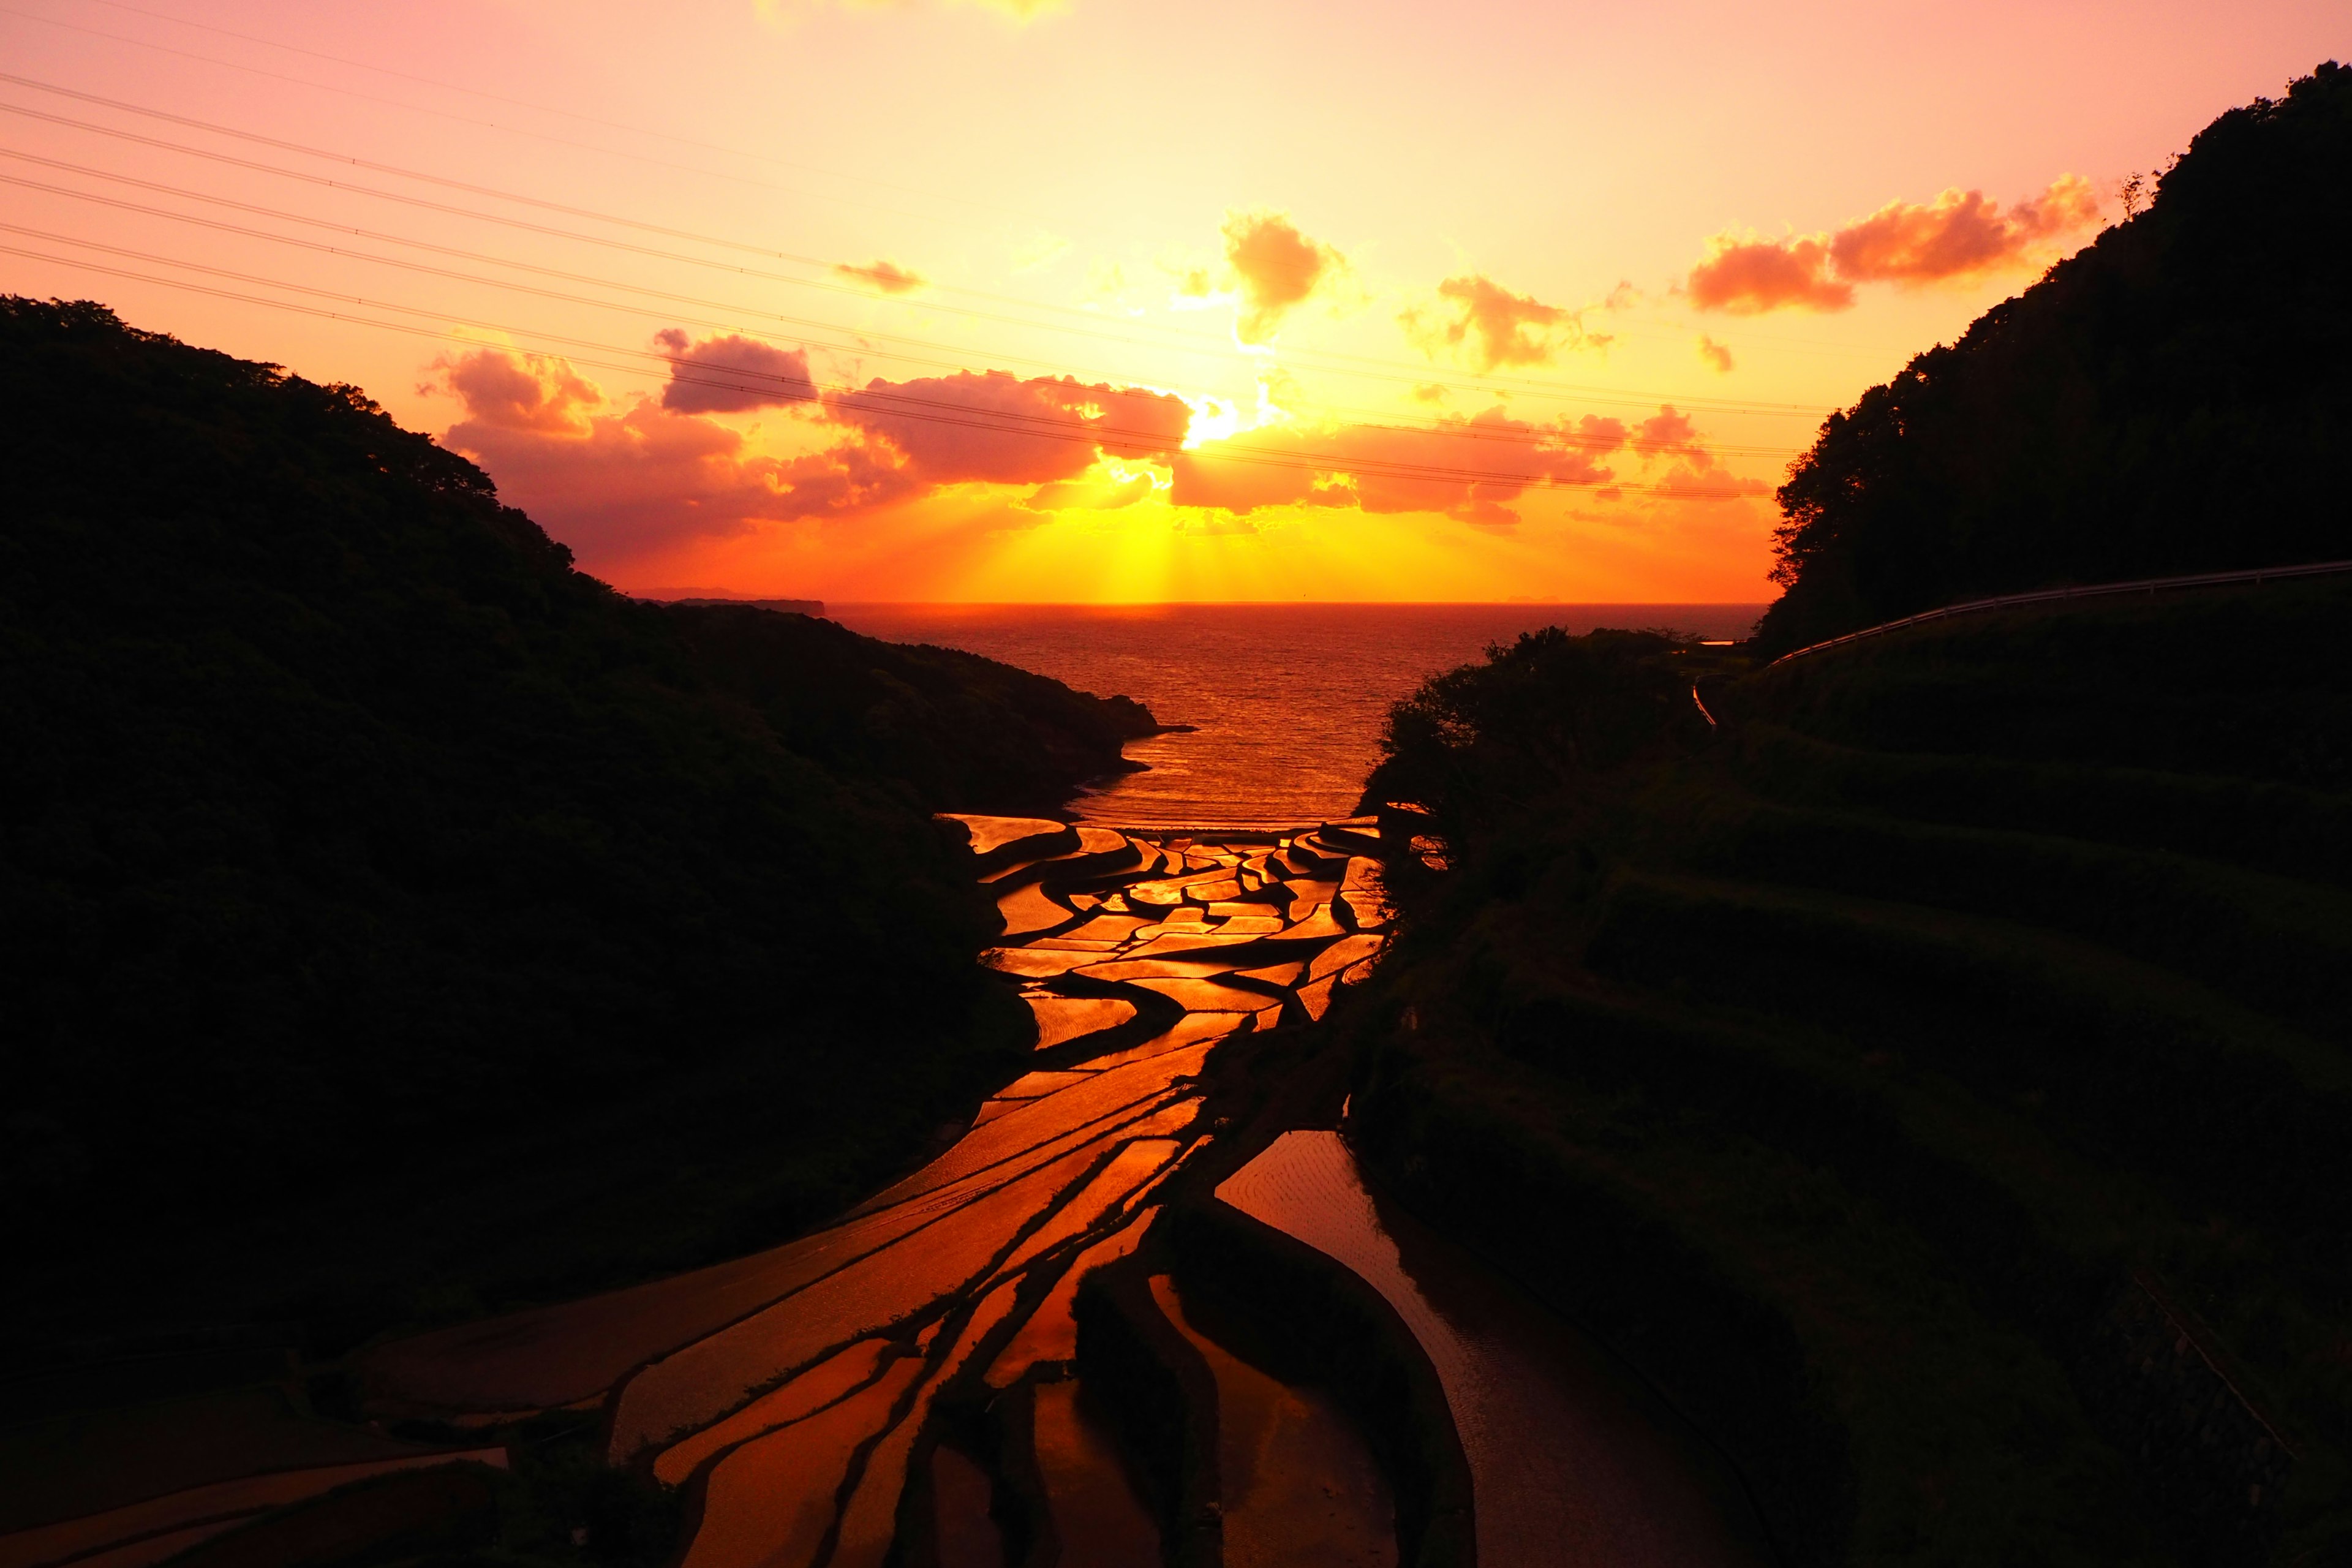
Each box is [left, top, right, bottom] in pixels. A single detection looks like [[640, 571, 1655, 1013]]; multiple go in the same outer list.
[[0, 71, 1834, 418], [61, 0, 1047, 221], [5, 7, 1912, 360], [0, 4, 1014, 232], [34, 0, 1891, 361], [0, 156, 1811, 459], [4, 234, 1783, 499]]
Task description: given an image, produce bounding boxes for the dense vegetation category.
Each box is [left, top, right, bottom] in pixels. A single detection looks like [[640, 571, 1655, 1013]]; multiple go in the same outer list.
[[1758, 61, 2352, 654], [0, 297, 1155, 1359], [1350, 590, 2352, 1563], [1344, 66, 2352, 1566]]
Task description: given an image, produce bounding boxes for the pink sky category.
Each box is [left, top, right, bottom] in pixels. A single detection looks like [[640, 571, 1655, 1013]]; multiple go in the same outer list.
[[2, 0, 2340, 600]]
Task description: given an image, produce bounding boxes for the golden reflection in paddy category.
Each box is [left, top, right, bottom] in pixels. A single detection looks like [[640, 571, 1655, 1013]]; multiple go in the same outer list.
[[652, 1338, 897, 1488], [1030, 1381, 1163, 1568], [1150, 1275, 1398, 1568], [1218, 1133, 1759, 1568], [344, 812, 1395, 1568]]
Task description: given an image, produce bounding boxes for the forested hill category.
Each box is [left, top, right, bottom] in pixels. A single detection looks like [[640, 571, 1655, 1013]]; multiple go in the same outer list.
[[1758, 61, 2352, 655], [0, 297, 1154, 1355]]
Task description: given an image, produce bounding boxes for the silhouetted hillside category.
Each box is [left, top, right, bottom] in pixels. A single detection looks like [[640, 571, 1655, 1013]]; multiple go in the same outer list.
[[1353, 586, 2352, 1563], [1760, 62, 2352, 654], [0, 298, 1155, 1355]]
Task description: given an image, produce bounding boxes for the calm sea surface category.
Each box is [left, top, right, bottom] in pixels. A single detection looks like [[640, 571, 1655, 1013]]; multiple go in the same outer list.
[[828, 603, 1768, 829]]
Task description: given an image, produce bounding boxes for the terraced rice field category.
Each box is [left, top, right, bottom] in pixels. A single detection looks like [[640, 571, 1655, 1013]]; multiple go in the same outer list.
[[9, 808, 1767, 1568], [334, 814, 1396, 1568], [1219, 1133, 1760, 1568]]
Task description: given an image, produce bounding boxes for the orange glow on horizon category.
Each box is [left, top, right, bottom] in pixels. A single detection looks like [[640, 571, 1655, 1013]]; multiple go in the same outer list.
[[1, 0, 2335, 600]]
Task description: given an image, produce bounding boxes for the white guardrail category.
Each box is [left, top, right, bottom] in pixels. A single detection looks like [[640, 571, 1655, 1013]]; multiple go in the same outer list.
[[1768, 557, 2352, 668]]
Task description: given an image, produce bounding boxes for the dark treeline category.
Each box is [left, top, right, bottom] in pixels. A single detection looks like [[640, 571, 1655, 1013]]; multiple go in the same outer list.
[[1758, 62, 2352, 654], [1346, 66, 2352, 1564], [1355, 582, 2352, 1566], [0, 298, 1155, 1356]]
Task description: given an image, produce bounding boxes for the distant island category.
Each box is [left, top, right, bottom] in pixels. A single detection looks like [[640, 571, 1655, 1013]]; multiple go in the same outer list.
[[652, 596, 827, 617]]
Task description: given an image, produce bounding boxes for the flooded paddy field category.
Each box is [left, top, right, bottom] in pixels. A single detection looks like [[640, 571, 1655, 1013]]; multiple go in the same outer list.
[[6, 812, 1753, 1568]]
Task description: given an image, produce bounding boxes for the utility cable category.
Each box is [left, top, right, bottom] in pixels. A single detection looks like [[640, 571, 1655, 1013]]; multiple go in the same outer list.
[[0, 4, 1010, 232], [0, 72, 1834, 417], [6, 235, 1772, 497], [0, 159, 1807, 458]]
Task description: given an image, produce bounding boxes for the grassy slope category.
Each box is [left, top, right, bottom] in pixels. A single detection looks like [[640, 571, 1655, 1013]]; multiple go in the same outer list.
[[0, 298, 1150, 1360], [1343, 586, 2352, 1564]]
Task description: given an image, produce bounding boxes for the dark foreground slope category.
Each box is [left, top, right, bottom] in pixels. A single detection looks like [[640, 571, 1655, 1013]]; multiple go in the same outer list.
[[1340, 66, 2352, 1568], [1349, 592, 2352, 1564], [1760, 62, 2352, 654], [0, 299, 1155, 1359]]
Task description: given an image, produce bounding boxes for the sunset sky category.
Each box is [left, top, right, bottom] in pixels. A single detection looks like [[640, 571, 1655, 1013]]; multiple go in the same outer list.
[[2, 0, 2340, 601]]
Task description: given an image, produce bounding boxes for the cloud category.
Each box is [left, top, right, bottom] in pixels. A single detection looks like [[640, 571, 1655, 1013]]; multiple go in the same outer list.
[[431, 345, 601, 433], [1686, 233, 1852, 314], [1219, 210, 1346, 344], [1651, 465, 1770, 502], [653, 330, 816, 414], [1686, 175, 2100, 314], [432, 350, 1194, 564], [432, 347, 801, 559], [1696, 334, 1735, 374], [1085, 257, 1131, 301], [834, 258, 927, 295], [1828, 175, 2100, 284], [1012, 232, 1071, 272], [1625, 404, 1768, 502], [1181, 515, 1259, 537], [1401, 274, 1586, 371], [691, 370, 1191, 526], [821, 370, 1191, 486], [1631, 405, 1705, 461], [1170, 407, 1630, 524], [1022, 472, 1156, 512], [1411, 382, 1449, 405]]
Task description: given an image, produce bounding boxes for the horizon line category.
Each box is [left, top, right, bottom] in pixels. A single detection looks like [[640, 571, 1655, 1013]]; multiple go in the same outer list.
[[641, 596, 1776, 608]]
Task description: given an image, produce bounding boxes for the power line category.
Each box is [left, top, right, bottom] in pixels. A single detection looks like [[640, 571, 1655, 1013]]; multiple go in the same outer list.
[[36, 1, 1891, 363], [4, 236, 1780, 499], [0, 71, 1834, 418], [0, 4, 1011, 233], [59, 0, 1050, 222], [0, 157, 1808, 460]]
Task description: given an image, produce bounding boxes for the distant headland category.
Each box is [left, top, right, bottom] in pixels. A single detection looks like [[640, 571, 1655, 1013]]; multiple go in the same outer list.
[[643, 593, 827, 617]]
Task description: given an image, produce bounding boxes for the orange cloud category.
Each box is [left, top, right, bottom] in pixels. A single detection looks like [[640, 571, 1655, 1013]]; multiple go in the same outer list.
[[1651, 466, 1770, 501], [1830, 175, 2099, 282], [431, 345, 601, 433], [1626, 404, 1770, 502], [1170, 408, 1631, 526], [1686, 233, 1852, 314], [433, 347, 797, 559], [1687, 175, 2101, 314], [653, 330, 816, 413], [822, 370, 1191, 484], [1631, 405, 1704, 460], [1401, 274, 1585, 371], [1219, 210, 1346, 344], [1696, 334, 1735, 373], [432, 349, 1194, 567], [834, 258, 928, 295]]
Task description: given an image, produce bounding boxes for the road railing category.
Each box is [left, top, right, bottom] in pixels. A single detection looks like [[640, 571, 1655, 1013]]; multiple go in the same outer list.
[[1769, 557, 2352, 667]]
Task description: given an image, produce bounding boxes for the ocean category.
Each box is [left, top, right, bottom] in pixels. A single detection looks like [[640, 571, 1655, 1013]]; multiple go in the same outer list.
[[827, 603, 1768, 829]]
